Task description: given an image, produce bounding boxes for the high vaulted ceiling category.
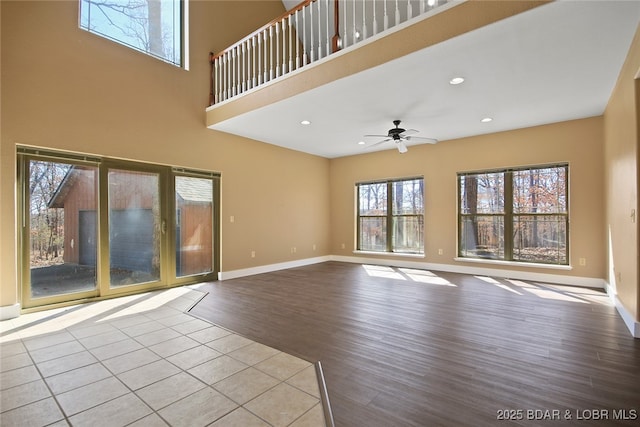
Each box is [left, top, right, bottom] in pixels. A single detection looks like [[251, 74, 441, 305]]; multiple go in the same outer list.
[[210, 1, 640, 158]]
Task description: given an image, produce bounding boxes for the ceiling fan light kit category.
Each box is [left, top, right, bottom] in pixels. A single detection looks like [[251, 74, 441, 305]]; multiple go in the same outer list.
[[364, 119, 438, 153]]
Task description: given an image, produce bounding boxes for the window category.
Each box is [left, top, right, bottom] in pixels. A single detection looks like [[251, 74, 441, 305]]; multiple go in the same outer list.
[[458, 164, 568, 265], [80, 0, 186, 67], [357, 177, 424, 254]]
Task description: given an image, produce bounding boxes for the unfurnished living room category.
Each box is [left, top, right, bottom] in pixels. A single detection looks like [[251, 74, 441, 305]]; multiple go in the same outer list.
[[1, 0, 640, 426]]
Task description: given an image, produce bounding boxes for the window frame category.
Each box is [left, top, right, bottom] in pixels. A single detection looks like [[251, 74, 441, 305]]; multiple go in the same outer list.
[[79, 0, 188, 69], [457, 164, 569, 266], [356, 176, 425, 255]]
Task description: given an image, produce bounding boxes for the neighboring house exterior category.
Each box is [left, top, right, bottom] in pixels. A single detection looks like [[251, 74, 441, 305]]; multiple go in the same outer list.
[[48, 167, 212, 277]]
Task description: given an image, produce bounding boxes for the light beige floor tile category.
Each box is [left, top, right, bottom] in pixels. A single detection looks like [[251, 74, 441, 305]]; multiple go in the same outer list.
[[170, 318, 211, 335], [102, 348, 160, 375], [47, 420, 71, 427], [188, 355, 248, 385], [56, 376, 129, 416], [158, 387, 237, 427], [90, 337, 144, 361], [213, 367, 279, 405], [0, 352, 33, 372], [78, 329, 129, 349], [207, 334, 253, 354], [117, 359, 180, 390], [0, 397, 64, 426], [148, 335, 199, 358], [0, 365, 42, 390], [0, 340, 27, 358], [228, 342, 280, 366], [156, 313, 194, 327], [209, 407, 271, 427], [165, 344, 221, 370], [289, 403, 326, 427], [22, 331, 76, 352], [134, 328, 181, 347], [45, 362, 112, 394], [127, 413, 169, 426], [136, 372, 206, 410], [145, 308, 181, 321], [68, 322, 118, 339], [0, 379, 51, 412], [108, 314, 154, 330], [37, 350, 98, 378], [68, 393, 152, 427], [254, 352, 312, 381], [245, 383, 318, 427], [286, 365, 321, 398], [187, 326, 231, 344], [29, 340, 85, 363], [120, 320, 165, 337]]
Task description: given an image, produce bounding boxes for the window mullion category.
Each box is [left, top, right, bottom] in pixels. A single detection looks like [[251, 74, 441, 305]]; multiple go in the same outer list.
[[387, 181, 393, 252], [504, 171, 514, 261]]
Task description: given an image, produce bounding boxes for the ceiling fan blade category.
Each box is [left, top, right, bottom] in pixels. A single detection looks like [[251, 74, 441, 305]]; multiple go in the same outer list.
[[368, 138, 392, 148], [404, 136, 438, 144], [402, 129, 419, 136], [364, 134, 391, 138], [397, 140, 408, 153]]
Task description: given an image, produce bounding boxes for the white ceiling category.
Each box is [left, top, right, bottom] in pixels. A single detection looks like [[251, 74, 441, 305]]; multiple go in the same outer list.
[[210, 1, 640, 158]]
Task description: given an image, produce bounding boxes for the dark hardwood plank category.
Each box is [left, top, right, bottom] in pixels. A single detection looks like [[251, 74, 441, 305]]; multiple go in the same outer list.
[[189, 262, 640, 426]]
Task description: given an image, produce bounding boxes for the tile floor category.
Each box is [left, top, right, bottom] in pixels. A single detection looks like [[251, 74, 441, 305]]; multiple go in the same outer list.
[[0, 287, 326, 427]]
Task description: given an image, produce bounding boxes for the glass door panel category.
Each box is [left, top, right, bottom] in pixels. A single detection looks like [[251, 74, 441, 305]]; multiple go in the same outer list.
[[27, 160, 98, 300], [175, 176, 214, 277], [108, 169, 161, 287]]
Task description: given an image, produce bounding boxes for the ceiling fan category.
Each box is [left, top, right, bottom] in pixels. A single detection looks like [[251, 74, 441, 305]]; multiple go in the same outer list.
[[364, 120, 438, 153]]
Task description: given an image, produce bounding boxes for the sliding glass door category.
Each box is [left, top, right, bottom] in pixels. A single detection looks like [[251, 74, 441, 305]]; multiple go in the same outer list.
[[19, 149, 219, 309]]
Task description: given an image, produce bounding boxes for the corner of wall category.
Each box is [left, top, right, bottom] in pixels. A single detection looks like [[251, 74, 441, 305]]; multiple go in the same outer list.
[[0, 303, 21, 321], [605, 281, 640, 338]]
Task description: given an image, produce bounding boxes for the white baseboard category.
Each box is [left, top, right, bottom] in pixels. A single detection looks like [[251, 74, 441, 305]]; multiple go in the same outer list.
[[330, 255, 605, 288], [605, 282, 640, 338], [0, 303, 21, 321], [218, 256, 331, 281]]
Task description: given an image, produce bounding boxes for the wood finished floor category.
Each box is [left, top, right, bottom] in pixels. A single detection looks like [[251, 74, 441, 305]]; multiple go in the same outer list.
[[189, 262, 640, 427]]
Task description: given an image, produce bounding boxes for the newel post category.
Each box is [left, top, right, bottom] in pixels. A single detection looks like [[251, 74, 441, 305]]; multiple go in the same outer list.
[[209, 52, 215, 106], [331, 0, 341, 53]]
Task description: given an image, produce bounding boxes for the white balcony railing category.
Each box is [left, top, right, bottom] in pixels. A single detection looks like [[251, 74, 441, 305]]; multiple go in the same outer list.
[[209, 0, 449, 106]]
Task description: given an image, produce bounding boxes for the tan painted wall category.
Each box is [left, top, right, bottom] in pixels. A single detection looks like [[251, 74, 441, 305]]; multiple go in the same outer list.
[[330, 117, 606, 279], [0, 0, 331, 307], [604, 26, 640, 321]]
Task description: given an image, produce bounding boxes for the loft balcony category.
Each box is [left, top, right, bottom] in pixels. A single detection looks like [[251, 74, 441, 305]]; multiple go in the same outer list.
[[205, 0, 640, 158]]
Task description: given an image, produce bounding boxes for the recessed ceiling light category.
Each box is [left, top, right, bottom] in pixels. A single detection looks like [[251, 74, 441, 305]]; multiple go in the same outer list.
[[358, 141, 366, 145], [481, 117, 493, 123], [300, 120, 311, 125], [449, 77, 465, 85]]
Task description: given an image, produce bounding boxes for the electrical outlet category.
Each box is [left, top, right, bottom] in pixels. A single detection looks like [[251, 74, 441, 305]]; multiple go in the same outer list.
[[341, 243, 346, 249], [579, 258, 586, 266], [230, 215, 235, 223], [438, 249, 443, 255], [312, 244, 317, 251], [251, 251, 255, 258]]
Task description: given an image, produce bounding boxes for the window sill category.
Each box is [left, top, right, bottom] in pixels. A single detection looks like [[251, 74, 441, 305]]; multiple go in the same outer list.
[[454, 257, 573, 271], [353, 251, 425, 259]]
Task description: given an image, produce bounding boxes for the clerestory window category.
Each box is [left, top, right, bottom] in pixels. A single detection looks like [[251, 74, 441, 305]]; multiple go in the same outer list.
[[80, 0, 187, 67]]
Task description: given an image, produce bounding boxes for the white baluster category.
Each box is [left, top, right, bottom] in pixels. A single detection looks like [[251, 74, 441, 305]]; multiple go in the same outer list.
[[384, 0, 389, 30], [302, 6, 308, 65], [325, 0, 330, 57], [295, 10, 300, 69], [362, 1, 367, 40], [223, 54, 228, 100], [282, 20, 287, 74], [373, 0, 378, 35], [241, 42, 246, 93], [213, 57, 218, 104], [310, 2, 315, 62], [252, 36, 257, 88], [269, 26, 274, 80], [263, 30, 268, 83], [420, 0, 425, 14], [352, 0, 356, 45], [231, 48, 236, 96], [316, 0, 322, 58], [275, 23, 280, 77], [395, 0, 400, 26], [342, 0, 348, 48], [407, 0, 413, 20], [288, 15, 293, 73]]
